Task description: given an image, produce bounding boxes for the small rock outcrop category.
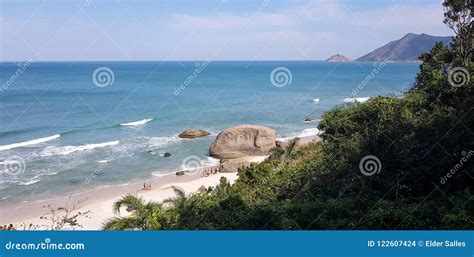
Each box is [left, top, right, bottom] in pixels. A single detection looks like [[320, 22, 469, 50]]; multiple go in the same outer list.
[[210, 125, 276, 159], [326, 54, 351, 62], [163, 152, 171, 157], [178, 129, 211, 138], [275, 135, 321, 150]]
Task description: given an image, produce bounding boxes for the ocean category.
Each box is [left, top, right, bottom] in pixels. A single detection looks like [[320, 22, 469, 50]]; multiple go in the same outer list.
[[0, 61, 419, 205]]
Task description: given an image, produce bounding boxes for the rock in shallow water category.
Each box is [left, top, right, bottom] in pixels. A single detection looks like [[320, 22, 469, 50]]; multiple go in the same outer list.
[[210, 125, 276, 159], [178, 129, 211, 138]]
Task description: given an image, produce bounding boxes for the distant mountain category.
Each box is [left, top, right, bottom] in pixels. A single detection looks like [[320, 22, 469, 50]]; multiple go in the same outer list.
[[326, 54, 351, 62], [357, 33, 452, 62]]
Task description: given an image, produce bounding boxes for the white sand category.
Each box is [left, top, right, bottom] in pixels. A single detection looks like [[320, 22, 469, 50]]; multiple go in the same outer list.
[[1, 172, 238, 230]]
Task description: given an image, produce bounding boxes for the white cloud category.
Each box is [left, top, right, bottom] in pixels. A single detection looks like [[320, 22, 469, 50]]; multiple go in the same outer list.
[[350, 3, 450, 32], [0, 0, 452, 61], [168, 12, 296, 30]]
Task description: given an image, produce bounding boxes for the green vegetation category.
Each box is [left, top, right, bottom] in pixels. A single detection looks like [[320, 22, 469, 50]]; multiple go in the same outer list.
[[103, 1, 473, 230]]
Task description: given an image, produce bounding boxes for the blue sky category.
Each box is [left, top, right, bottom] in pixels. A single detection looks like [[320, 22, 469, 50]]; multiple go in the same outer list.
[[0, 0, 452, 61]]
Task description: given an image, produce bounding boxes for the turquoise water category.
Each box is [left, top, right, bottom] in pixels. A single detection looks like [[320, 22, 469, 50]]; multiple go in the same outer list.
[[0, 61, 418, 204]]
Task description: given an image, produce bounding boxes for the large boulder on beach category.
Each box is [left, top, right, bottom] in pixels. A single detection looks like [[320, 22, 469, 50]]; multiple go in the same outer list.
[[219, 156, 268, 172], [178, 129, 210, 138], [210, 125, 276, 159], [219, 159, 251, 173]]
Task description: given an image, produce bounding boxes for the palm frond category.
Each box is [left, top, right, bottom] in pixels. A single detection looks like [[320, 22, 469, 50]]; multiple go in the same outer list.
[[171, 186, 186, 199], [113, 194, 145, 214], [102, 217, 139, 230], [285, 138, 298, 158], [163, 186, 186, 204]]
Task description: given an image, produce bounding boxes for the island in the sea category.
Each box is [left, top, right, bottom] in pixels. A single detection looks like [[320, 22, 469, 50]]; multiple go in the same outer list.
[[326, 54, 351, 62]]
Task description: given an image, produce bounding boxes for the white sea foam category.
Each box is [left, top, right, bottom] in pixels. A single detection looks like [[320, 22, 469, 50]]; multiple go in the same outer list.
[[19, 179, 40, 186], [152, 156, 220, 177], [277, 128, 320, 142], [144, 136, 181, 149], [151, 171, 176, 177], [120, 118, 153, 126], [297, 128, 320, 137], [344, 97, 370, 103], [202, 156, 220, 166], [313, 98, 320, 102], [40, 140, 119, 157], [303, 119, 321, 123], [97, 160, 111, 164], [0, 134, 60, 152], [0, 160, 19, 165]]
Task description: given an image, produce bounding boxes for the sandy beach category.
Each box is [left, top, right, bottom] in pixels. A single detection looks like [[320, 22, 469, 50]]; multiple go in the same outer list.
[[0, 127, 317, 231], [0, 171, 238, 230]]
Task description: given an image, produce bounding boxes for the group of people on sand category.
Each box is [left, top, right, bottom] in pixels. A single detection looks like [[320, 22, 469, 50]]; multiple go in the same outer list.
[[0, 224, 14, 230], [142, 182, 152, 191], [201, 166, 220, 177]]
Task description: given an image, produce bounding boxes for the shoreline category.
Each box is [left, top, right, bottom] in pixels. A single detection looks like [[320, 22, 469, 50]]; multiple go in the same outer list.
[[0, 170, 239, 230], [0, 128, 321, 230]]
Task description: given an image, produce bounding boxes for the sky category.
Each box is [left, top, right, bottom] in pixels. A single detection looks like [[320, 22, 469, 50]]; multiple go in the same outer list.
[[0, 0, 453, 61]]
